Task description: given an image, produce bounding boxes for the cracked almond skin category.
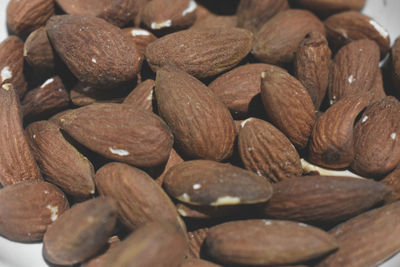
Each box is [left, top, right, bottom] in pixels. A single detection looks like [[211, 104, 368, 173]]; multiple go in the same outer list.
[[328, 39, 380, 104], [26, 121, 95, 198], [103, 223, 187, 267], [238, 118, 302, 183], [317, 201, 400, 267], [0, 83, 42, 186], [324, 11, 390, 55], [53, 103, 173, 168], [95, 162, 186, 232], [163, 160, 273, 206], [43, 197, 117, 266], [293, 0, 366, 15], [308, 95, 369, 169], [146, 27, 253, 78], [0, 181, 69, 242], [155, 66, 235, 161], [205, 219, 338, 266], [294, 31, 331, 109], [263, 176, 390, 224], [261, 65, 316, 149], [46, 15, 141, 88], [352, 96, 400, 177], [252, 9, 325, 65]]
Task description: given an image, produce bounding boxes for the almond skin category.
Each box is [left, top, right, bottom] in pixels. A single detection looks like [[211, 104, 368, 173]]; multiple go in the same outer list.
[[52, 103, 173, 168], [46, 15, 141, 88], [261, 65, 316, 149], [252, 9, 325, 65], [146, 27, 253, 78], [122, 27, 157, 59], [155, 66, 235, 161], [381, 163, 400, 204], [263, 176, 390, 224], [0, 181, 69, 242], [293, 0, 366, 15], [123, 79, 155, 112], [0, 83, 42, 186], [238, 118, 302, 183], [205, 219, 338, 266]]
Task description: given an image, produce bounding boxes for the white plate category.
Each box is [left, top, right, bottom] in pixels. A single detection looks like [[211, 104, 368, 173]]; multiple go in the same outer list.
[[0, 0, 400, 266]]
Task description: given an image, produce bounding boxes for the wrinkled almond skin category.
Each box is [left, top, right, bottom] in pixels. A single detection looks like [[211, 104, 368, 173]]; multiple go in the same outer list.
[[238, 118, 302, 183], [352, 97, 400, 177], [324, 11, 390, 55], [263, 176, 390, 224], [53, 103, 173, 168], [46, 15, 141, 88], [0, 36, 27, 98], [293, 0, 366, 15], [236, 0, 289, 32], [122, 27, 157, 59], [7, 0, 54, 37], [123, 79, 155, 112], [43, 197, 117, 266], [205, 220, 338, 266], [26, 121, 95, 198], [146, 27, 253, 78], [308, 95, 369, 169], [317, 201, 400, 267], [155, 148, 184, 186], [156, 66, 235, 161], [103, 223, 188, 267], [0, 83, 42, 186], [0, 181, 69, 242], [252, 9, 325, 65], [392, 37, 400, 90], [381, 164, 400, 203], [142, 0, 197, 30], [261, 65, 316, 149], [328, 39, 380, 104], [95, 162, 185, 232], [187, 228, 209, 259], [208, 64, 271, 116], [294, 31, 331, 109], [163, 160, 273, 206]]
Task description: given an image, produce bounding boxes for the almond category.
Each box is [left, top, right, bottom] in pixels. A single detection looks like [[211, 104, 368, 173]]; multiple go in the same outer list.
[[123, 79, 155, 112], [293, 0, 366, 15], [188, 228, 208, 258], [191, 14, 237, 30], [69, 83, 128, 107], [122, 27, 157, 59], [154, 148, 184, 186], [381, 163, 400, 204]]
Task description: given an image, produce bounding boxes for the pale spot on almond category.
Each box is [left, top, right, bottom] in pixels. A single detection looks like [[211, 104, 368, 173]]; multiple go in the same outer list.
[[362, 116, 368, 123], [109, 147, 130, 156], [131, 29, 150, 36], [298, 222, 308, 227], [41, 78, 54, 88], [348, 75, 355, 84], [211, 196, 241, 206], [177, 208, 187, 217], [1, 66, 12, 82], [391, 133, 396, 140], [369, 19, 389, 38], [151, 20, 172, 30], [264, 220, 272, 225], [240, 118, 253, 128], [2, 83, 12, 91], [182, 0, 197, 16], [178, 193, 191, 202], [47, 205, 59, 222], [91, 58, 97, 63], [193, 183, 201, 190]]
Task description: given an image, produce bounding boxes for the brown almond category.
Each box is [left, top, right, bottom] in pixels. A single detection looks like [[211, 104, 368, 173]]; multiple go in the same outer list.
[[0, 83, 42, 186], [146, 27, 253, 78], [176, 202, 240, 219], [122, 27, 157, 59], [263, 176, 390, 224], [317, 201, 400, 267], [204, 219, 338, 266], [163, 160, 273, 206], [381, 163, 400, 203], [26, 121, 95, 198], [46, 15, 141, 88], [252, 9, 325, 65], [43, 197, 117, 266], [155, 66, 235, 161], [123, 79, 155, 112], [238, 118, 302, 182], [155, 148, 184, 186], [0, 181, 69, 242], [392, 37, 400, 90], [191, 14, 237, 30], [187, 228, 209, 258], [261, 65, 316, 149], [293, 0, 366, 15], [53, 103, 173, 168], [83, 236, 121, 267]]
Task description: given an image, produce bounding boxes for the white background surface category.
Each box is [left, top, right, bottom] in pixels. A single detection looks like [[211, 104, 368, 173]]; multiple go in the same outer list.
[[0, 0, 400, 266]]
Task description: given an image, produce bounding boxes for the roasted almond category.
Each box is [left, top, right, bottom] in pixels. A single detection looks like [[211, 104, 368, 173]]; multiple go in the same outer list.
[[123, 79, 155, 112], [122, 27, 157, 59], [381, 163, 400, 204], [191, 14, 237, 30], [187, 228, 209, 259], [154, 148, 184, 186]]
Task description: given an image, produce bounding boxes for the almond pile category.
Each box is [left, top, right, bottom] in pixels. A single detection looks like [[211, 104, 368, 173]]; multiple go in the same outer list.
[[1, 0, 400, 266]]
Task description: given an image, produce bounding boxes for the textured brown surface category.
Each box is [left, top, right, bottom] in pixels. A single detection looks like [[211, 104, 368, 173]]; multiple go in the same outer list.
[[24, 27, 55, 74], [191, 14, 237, 30], [187, 228, 209, 258], [381, 163, 400, 203], [122, 27, 157, 59], [123, 79, 155, 112], [180, 258, 221, 267], [155, 148, 184, 186], [392, 37, 400, 89], [293, 0, 366, 15]]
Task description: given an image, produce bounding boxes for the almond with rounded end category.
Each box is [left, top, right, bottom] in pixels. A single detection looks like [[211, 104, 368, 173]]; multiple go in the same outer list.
[[26, 121, 95, 198], [294, 31, 331, 109], [263, 176, 390, 224], [238, 118, 302, 182], [46, 15, 141, 88], [0, 181, 69, 242], [352, 97, 400, 177], [0, 83, 42, 186], [308, 95, 369, 169], [209, 64, 271, 116], [261, 65, 316, 149], [95, 162, 185, 232], [204, 219, 338, 266], [123, 79, 155, 112], [163, 160, 273, 206], [156, 66, 235, 161], [317, 201, 400, 267], [122, 27, 157, 59], [146, 27, 253, 78], [7, 0, 54, 37], [293, 0, 366, 15], [53, 103, 173, 168], [43, 197, 117, 266], [252, 9, 325, 65], [103, 223, 187, 267]]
